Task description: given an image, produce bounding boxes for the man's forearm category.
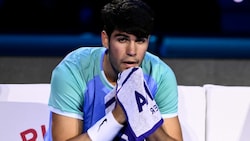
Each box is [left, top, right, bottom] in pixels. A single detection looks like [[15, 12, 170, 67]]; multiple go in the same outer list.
[[146, 126, 176, 141], [66, 133, 91, 141]]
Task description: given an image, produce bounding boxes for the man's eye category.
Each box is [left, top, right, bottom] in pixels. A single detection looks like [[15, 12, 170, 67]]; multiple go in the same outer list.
[[118, 38, 127, 42], [136, 39, 146, 44]]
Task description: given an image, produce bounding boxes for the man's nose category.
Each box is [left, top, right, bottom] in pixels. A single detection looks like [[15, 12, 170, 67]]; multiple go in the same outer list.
[[126, 42, 136, 56]]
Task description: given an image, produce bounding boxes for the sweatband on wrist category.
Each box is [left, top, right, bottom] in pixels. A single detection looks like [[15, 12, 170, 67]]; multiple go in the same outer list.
[[87, 111, 124, 141]]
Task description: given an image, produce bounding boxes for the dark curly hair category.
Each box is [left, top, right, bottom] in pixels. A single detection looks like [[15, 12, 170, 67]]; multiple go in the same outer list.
[[101, 0, 155, 38]]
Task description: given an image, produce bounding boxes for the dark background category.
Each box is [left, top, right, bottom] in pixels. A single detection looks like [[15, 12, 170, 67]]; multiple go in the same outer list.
[[0, 0, 250, 37], [1, 0, 250, 85]]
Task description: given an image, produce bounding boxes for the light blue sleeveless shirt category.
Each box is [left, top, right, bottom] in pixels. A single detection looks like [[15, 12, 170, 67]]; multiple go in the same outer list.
[[45, 47, 178, 140]]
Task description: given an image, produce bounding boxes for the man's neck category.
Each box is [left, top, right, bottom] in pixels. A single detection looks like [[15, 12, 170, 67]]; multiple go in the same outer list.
[[103, 54, 117, 86]]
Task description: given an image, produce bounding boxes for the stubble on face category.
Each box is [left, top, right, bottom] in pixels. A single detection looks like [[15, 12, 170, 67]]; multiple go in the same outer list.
[[103, 31, 149, 84], [103, 50, 119, 85]]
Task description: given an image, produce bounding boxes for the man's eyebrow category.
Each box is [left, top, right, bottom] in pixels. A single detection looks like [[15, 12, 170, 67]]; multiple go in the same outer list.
[[114, 33, 129, 38]]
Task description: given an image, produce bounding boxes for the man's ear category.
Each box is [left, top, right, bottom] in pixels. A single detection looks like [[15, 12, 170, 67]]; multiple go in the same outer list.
[[101, 30, 109, 49]]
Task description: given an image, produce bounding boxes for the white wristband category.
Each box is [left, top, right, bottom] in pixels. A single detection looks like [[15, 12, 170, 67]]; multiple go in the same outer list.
[[87, 111, 124, 141]]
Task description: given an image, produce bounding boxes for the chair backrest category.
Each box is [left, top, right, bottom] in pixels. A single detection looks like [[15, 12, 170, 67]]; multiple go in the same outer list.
[[0, 84, 51, 141], [178, 85, 206, 141], [1, 83, 250, 141], [0, 102, 50, 141], [205, 84, 250, 141], [0, 84, 50, 104]]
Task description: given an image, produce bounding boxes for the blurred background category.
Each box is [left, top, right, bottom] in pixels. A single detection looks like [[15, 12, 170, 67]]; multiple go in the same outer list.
[[1, 0, 250, 85], [0, 0, 250, 36]]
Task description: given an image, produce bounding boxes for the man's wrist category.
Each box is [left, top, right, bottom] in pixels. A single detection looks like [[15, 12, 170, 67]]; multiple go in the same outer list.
[[87, 111, 124, 141]]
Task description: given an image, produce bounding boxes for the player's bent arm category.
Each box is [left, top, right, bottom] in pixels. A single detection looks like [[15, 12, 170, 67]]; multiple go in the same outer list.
[[162, 116, 183, 141], [52, 104, 125, 141], [146, 116, 183, 141], [51, 112, 91, 141]]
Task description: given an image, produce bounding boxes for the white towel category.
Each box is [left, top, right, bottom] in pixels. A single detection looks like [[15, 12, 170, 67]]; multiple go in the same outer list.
[[116, 67, 163, 141]]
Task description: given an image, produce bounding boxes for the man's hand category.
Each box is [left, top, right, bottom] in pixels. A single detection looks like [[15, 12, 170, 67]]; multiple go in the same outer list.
[[112, 100, 126, 124]]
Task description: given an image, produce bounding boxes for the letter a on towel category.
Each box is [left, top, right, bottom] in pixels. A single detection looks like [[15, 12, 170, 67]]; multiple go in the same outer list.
[[116, 67, 163, 141]]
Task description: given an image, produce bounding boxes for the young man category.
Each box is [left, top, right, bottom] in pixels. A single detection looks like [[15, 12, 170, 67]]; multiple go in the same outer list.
[[45, 0, 183, 140]]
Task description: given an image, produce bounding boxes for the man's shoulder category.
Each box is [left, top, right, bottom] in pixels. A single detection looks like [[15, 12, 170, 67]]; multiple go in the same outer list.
[[143, 52, 174, 75], [143, 52, 166, 66], [57, 47, 105, 70], [72, 47, 105, 55], [64, 47, 104, 60]]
